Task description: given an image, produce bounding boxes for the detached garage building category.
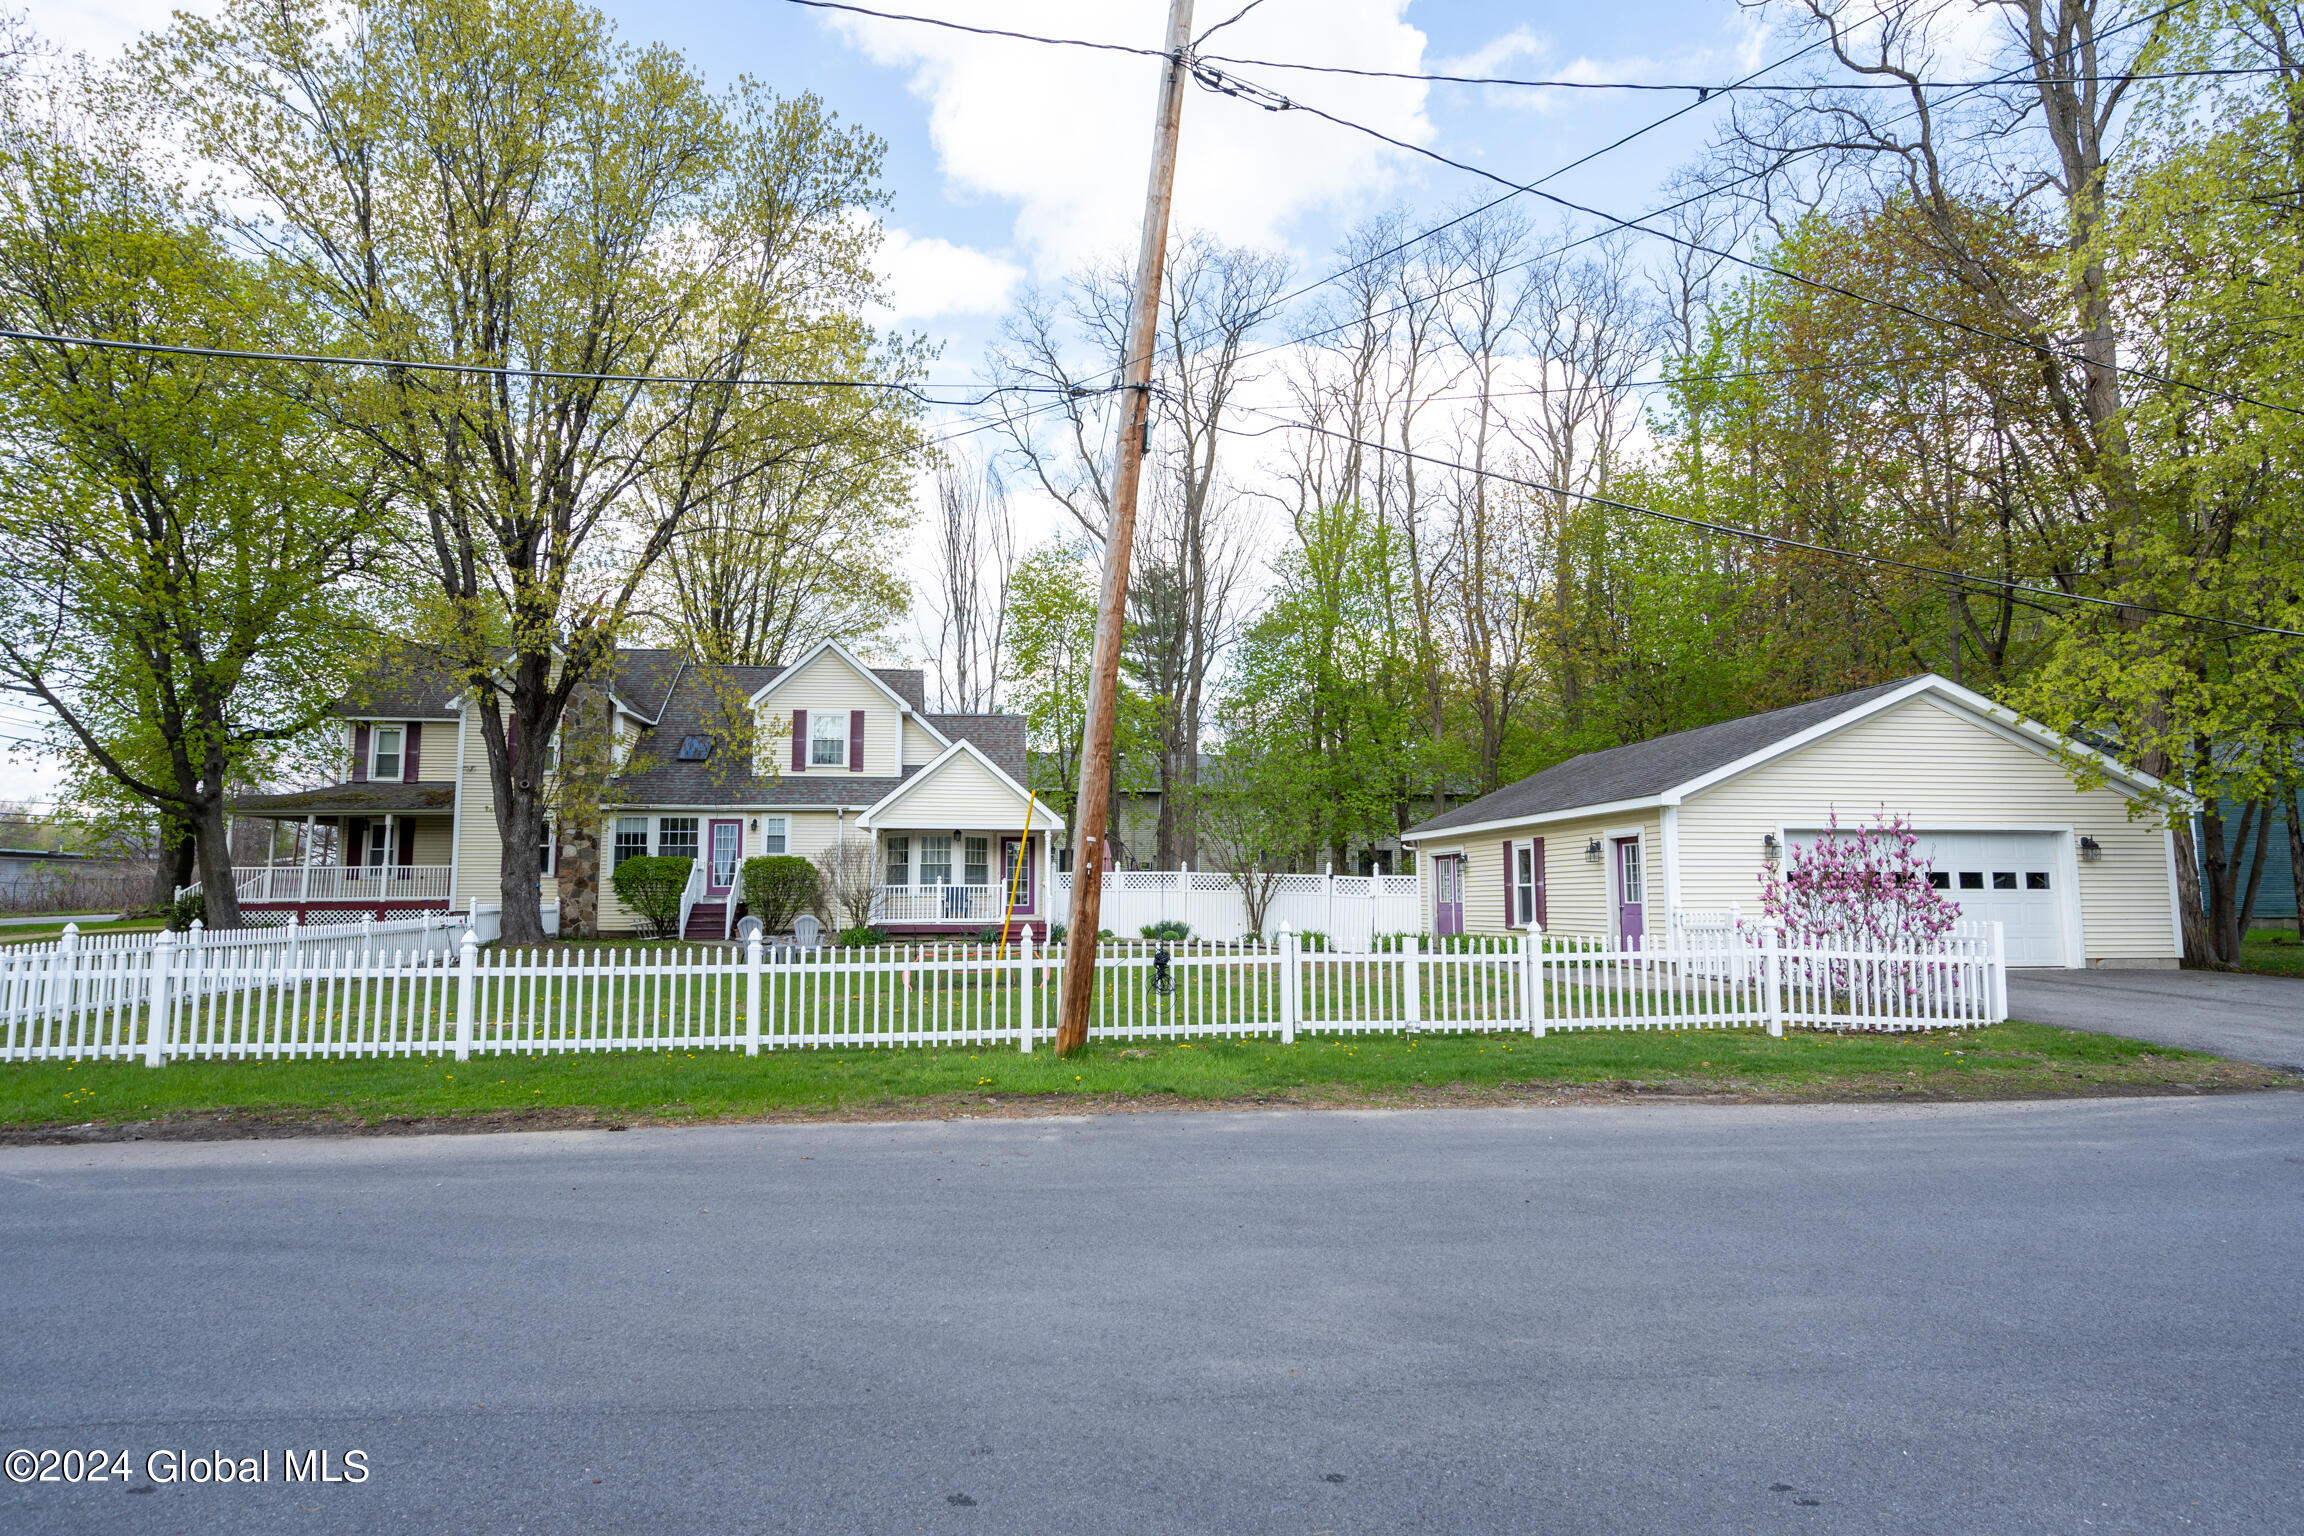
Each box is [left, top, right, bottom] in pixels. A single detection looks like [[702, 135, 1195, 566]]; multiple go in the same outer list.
[[1400, 674, 2184, 969]]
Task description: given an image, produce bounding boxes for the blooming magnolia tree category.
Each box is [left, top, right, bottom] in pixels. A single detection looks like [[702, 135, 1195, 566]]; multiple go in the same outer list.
[[1759, 810, 1960, 951]]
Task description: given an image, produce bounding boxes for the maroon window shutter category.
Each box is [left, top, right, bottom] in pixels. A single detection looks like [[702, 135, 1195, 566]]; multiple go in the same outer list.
[[351, 724, 370, 782], [1533, 837, 1547, 928], [396, 820, 415, 868], [403, 722, 422, 782], [791, 709, 807, 771], [849, 709, 865, 772], [1501, 840, 1514, 927]]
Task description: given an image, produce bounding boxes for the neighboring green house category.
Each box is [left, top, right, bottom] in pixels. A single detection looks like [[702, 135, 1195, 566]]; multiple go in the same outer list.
[[2201, 799, 2300, 928]]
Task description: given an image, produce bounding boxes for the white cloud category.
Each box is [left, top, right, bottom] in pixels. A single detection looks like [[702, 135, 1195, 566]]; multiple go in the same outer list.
[[815, 0, 1433, 277], [871, 227, 1024, 322], [1435, 25, 1550, 79], [27, 0, 200, 63]]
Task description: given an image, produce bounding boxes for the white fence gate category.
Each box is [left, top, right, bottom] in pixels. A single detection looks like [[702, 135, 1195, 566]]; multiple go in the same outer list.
[[0, 918, 2004, 1065]]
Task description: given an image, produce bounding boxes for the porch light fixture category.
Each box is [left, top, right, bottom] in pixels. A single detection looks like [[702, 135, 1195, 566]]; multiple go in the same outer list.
[[2078, 836, 2102, 863], [748, 818, 758, 833], [1583, 837, 1603, 864], [1762, 833, 1782, 867]]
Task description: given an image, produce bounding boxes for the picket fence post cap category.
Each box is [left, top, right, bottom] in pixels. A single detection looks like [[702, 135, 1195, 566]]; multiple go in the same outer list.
[[460, 926, 479, 953], [61, 920, 77, 938], [154, 928, 176, 950]]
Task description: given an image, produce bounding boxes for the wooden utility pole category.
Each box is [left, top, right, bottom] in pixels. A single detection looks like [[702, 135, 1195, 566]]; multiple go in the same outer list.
[[1054, 0, 1197, 1056]]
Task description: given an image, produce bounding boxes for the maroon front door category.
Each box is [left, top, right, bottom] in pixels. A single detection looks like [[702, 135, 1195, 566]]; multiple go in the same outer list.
[[1001, 836, 1036, 915], [1434, 855, 1464, 937], [1614, 836, 1645, 949], [707, 819, 743, 896]]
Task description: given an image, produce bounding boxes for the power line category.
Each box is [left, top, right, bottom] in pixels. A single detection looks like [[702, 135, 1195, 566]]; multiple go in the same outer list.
[[781, 0, 1168, 58], [1218, 410, 2304, 640], [1187, 58, 2304, 422], [1196, 56, 2285, 94], [0, 329, 1073, 406], [1169, 28, 1843, 359]]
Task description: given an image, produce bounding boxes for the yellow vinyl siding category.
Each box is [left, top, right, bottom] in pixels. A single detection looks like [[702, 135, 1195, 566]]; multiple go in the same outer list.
[[869, 751, 1055, 832], [1419, 812, 1663, 940], [755, 650, 900, 777], [902, 716, 944, 765], [1676, 694, 2176, 961], [409, 818, 453, 866], [593, 810, 854, 933], [453, 710, 559, 912]]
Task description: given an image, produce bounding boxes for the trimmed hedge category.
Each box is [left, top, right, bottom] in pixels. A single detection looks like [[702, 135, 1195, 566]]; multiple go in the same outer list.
[[611, 855, 692, 938], [741, 855, 820, 934]]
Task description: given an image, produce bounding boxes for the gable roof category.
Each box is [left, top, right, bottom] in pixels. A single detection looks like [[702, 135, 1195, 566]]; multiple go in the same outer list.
[[1402, 674, 2180, 841], [601, 658, 1022, 809], [858, 737, 1066, 830], [745, 638, 931, 720]]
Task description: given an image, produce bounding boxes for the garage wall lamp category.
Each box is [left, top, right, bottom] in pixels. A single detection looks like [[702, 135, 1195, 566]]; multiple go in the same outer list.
[[1761, 833, 1781, 868], [2077, 836, 2102, 863], [1583, 837, 1603, 864]]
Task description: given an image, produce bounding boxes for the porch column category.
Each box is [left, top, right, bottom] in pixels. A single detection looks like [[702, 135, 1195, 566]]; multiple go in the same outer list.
[[300, 814, 315, 904], [381, 813, 396, 914]]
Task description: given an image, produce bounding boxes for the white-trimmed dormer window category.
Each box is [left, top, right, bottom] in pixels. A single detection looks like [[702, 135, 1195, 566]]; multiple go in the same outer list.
[[809, 711, 847, 767], [371, 724, 404, 781]]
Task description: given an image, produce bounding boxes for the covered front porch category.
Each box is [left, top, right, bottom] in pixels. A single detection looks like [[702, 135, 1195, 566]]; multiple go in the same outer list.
[[221, 783, 457, 916], [867, 830, 1051, 932]]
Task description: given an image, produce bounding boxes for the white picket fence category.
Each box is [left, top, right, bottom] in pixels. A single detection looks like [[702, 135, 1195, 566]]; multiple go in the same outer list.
[[1051, 867, 1422, 946], [0, 919, 2003, 1064]]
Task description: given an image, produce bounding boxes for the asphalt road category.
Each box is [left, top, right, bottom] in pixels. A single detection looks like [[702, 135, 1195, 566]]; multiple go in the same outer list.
[[5, 1098, 2301, 1535], [2009, 966, 2304, 1072]]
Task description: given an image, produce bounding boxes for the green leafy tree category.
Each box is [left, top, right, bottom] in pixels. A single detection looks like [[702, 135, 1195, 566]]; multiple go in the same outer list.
[[150, 0, 923, 942], [0, 60, 380, 926]]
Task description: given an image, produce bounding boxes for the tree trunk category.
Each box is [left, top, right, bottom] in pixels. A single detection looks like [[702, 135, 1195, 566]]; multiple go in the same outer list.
[[2287, 784, 2304, 941], [2172, 820, 2217, 968], [190, 796, 241, 929], [150, 823, 194, 912]]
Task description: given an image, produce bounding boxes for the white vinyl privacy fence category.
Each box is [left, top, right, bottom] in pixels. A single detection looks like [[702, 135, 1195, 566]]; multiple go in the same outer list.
[[2, 917, 2005, 1064], [1051, 867, 1422, 946]]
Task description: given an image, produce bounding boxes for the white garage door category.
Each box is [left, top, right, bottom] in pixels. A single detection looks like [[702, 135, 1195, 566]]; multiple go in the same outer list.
[[1911, 830, 2066, 968]]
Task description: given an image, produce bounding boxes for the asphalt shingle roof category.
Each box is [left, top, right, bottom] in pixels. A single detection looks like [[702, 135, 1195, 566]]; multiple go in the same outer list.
[[233, 783, 457, 816], [1406, 678, 1918, 837]]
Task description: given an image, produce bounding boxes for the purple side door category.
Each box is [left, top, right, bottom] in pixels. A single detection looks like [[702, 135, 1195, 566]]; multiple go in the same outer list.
[[1615, 836, 1645, 950], [1434, 856, 1464, 938]]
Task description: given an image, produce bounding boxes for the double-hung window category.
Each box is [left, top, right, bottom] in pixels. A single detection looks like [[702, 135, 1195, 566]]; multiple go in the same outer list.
[[657, 817, 699, 864], [884, 836, 910, 887], [370, 724, 403, 781], [962, 836, 989, 887], [1514, 844, 1535, 927], [613, 817, 650, 868], [920, 834, 952, 886], [761, 816, 788, 855], [810, 711, 847, 767], [538, 820, 556, 877]]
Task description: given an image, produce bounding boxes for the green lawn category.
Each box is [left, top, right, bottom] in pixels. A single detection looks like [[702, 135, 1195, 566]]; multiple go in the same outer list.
[[2241, 929, 2304, 978], [0, 917, 166, 948], [0, 1020, 2286, 1136]]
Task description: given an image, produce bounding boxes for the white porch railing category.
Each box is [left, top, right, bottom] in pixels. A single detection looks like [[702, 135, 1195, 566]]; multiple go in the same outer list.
[[871, 883, 1015, 927], [2, 920, 2006, 1065], [184, 866, 455, 905], [675, 857, 709, 940]]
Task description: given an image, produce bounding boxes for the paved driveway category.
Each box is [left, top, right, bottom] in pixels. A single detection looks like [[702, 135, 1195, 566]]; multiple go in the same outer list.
[[2009, 966, 2304, 1070], [5, 1098, 2302, 1535]]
